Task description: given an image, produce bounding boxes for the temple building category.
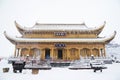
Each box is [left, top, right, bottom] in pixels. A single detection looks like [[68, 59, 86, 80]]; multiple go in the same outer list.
[[4, 21, 116, 61]]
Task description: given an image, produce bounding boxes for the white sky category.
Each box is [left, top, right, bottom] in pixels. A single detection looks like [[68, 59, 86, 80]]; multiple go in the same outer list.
[[0, 0, 120, 57]]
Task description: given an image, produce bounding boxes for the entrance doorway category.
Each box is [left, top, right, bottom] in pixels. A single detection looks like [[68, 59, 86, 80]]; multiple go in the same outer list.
[[58, 49, 63, 59], [45, 49, 50, 59]]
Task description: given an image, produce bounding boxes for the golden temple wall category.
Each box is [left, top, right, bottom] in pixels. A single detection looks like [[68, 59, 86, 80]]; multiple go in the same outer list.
[[23, 32, 97, 38], [15, 43, 106, 60]]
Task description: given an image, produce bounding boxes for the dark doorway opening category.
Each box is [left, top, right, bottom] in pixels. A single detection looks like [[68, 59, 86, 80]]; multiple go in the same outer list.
[[45, 49, 50, 59], [58, 49, 63, 59]]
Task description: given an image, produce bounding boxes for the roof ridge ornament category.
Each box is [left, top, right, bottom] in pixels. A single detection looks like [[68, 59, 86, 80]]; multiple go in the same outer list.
[[35, 22, 40, 25], [80, 22, 88, 28], [103, 21, 106, 26]]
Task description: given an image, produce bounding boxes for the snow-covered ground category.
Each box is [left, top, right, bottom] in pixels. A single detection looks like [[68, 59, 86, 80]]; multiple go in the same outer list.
[[0, 59, 120, 80], [0, 45, 120, 80], [106, 44, 120, 60]]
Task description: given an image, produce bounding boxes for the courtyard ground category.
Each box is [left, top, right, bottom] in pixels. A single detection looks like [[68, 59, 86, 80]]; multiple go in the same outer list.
[[0, 59, 120, 80]]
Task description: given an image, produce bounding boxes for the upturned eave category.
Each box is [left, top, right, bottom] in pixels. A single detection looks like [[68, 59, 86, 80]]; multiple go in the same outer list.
[[15, 21, 105, 35], [4, 31, 116, 44]]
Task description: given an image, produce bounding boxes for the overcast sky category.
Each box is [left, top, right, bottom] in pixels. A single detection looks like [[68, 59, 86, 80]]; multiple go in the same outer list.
[[0, 0, 120, 57]]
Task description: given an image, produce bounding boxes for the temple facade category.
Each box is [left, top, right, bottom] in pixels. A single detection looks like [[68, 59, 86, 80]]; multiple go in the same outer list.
[[4, 21, 116, 61]]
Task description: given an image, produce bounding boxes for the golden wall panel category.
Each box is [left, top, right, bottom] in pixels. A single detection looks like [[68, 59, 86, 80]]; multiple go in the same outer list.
[[16, 43, 105, 60]]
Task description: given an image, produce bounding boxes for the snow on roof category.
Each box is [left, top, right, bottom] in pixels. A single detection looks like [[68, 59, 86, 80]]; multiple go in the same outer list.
[[15, 21, 105, 36], [30, 23, 89, 31], [4, 36, 108, 43], [4, 31, 116, 43]]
